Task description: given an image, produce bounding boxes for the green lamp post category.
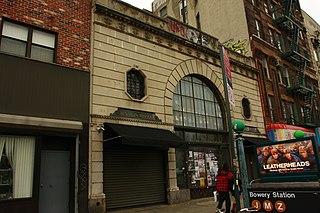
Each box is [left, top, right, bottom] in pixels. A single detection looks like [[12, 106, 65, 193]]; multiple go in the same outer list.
[[232, 120, 250, 209], [294, 130, 305, 139]]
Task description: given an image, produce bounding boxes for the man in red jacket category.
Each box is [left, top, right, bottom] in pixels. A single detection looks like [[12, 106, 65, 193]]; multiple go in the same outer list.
[[215, 164, 233, 213]]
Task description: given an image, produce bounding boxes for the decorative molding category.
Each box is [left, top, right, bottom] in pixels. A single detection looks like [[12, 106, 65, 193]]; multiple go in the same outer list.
[[95, 3, 258, 81], [110, 108, 162, 122]]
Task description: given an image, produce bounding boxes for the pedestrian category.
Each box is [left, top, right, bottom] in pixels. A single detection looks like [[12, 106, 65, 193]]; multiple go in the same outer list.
[[215, 163, 233, 213]]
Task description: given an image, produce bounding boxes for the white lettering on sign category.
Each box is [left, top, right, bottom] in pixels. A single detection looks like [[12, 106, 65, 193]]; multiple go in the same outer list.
[[262, 161, 310, 170], [263, 200, 273, 211], [273, 192, 296, 199], [249, 192, 270, 199]]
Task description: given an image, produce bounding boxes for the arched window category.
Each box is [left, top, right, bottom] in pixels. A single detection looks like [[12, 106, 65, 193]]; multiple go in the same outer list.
[[173, 75, 226, 192], [173, 76, 224, 130]]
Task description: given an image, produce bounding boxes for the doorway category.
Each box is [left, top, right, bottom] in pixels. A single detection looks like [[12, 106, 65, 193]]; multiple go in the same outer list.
[[39, 150, 70, 213]]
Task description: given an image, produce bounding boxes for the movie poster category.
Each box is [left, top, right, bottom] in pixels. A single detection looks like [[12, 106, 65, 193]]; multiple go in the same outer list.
[[256, 139, 318, 174]]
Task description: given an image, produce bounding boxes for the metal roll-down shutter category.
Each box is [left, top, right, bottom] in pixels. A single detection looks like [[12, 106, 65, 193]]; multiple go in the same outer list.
[[104, 148, 166, 209]]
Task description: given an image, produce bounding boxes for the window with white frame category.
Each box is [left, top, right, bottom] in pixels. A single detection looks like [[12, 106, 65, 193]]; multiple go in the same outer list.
[[299, 30, 304, 40], [270, 2, 276, 19], [275, 32, 282, 50], [255, 20, 262, 38], [313, 48, 319, 62], [0, 20, 56, 63], [277, 67, 283, 84], [283, 66, 291, 87], [264, 1, 269, 15], [269, 29, 274, 45], [179, 0, 187, 19], [0, 136, 35, 200]]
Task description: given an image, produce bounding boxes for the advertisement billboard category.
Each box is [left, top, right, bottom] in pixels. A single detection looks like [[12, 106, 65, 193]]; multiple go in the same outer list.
[[256, 137, 319, 177]]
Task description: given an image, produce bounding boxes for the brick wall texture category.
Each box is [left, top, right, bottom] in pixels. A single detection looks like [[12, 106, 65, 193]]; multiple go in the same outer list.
[[0, 0, 91, 70]]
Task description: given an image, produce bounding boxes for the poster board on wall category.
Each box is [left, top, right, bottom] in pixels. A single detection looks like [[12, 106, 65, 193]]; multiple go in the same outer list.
[[255, 137, 320, 178]]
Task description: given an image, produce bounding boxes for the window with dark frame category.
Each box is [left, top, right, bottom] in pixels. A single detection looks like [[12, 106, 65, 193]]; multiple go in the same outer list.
[[196, 12, 201, 30], [126, 69, 145, 100], [255, 20, 262, 38], [262, 58, 271, 79], [283, 66, 291, 87], [160, 6, 167, 18], [0, 147, 13, 200], [179, 0, 187, 23], [173, 76, 225, 130], [300, 106, 305, 122], [0, 20, 56, 63], [270, 2, 276, 19], [242, 98, 251, 119], [281, 100, 287, 121], [268, 28, 274, 45], [289, 102, 295, 125], [276, 66, 283, 84], [268, 95, 275, 122]]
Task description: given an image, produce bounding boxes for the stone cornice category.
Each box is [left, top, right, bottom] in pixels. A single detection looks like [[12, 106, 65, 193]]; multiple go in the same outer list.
[[95, 3, 258, 79]]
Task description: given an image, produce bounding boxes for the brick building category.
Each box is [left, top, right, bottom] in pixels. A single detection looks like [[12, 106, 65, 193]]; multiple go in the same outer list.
[[153, 0, 320, 179], [0, 0, 91, 213]]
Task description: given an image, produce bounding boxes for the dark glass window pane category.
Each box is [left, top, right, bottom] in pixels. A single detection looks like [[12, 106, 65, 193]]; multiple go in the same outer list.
[[195, 114, 206, 128], [127, 69, 145, 99], [0, 37, 26, 57], [173, 76, 224, 130], [242, 98, 251, 119], [173, 111, 183, 126], [31, 45, 54, 63]]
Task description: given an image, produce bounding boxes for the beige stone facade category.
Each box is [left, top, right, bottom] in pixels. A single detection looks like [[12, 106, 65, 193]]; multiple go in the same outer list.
[[152, 0, 252, 56], [89, 0, 264, 212]]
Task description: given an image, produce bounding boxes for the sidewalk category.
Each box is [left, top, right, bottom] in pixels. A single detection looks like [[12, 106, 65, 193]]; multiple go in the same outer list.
[[107, 197, 220, 213]]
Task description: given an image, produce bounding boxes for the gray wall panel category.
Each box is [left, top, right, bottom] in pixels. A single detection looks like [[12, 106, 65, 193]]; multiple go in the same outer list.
[[0, 53, 90, 122]]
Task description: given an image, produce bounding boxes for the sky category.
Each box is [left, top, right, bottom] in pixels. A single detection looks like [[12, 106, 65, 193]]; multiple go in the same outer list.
[[120, 0, 320, 25]]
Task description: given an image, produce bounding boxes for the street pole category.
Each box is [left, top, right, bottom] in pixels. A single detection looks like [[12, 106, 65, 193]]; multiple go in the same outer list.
[[235, 133, 250, 208], [219, 46, 240, 211]]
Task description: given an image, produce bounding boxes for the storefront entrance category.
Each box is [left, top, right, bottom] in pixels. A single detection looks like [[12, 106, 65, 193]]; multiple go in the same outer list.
[[39, 150, 70, 213]]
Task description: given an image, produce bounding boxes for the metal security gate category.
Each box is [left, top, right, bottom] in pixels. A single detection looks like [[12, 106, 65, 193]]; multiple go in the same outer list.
[[103, 148, 166, 209]]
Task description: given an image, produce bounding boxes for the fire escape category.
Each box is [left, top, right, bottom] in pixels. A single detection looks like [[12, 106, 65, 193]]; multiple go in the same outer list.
[[273, 0, 316, 127]]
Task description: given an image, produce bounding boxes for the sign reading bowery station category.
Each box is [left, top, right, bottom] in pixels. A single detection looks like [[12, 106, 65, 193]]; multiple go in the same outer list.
[[248, 189, 320, 212]]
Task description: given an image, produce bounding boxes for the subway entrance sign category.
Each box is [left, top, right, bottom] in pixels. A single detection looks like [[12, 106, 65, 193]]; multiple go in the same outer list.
[[248, 189, 320, 212]]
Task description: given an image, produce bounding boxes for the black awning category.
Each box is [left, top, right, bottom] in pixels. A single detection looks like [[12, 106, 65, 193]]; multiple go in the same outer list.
[[243, 136, 272, 146], [104, 123, 185, 149]]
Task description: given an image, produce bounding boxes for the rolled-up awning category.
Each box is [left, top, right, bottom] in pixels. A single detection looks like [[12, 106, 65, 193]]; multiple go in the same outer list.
[[104, 123, 185, 149], [243, 136, 272, 146]]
